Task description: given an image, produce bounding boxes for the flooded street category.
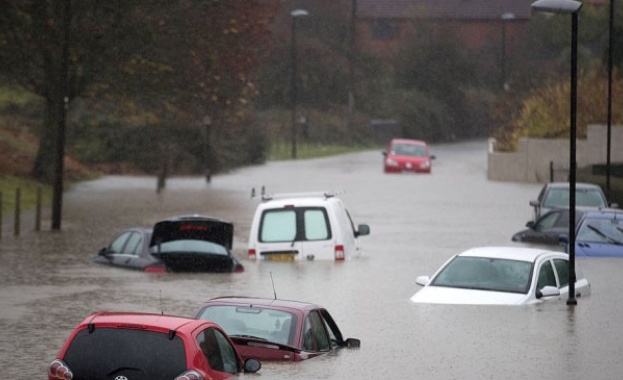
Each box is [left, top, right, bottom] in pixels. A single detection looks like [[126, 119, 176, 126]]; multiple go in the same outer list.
[[2, 140, 623, 379]]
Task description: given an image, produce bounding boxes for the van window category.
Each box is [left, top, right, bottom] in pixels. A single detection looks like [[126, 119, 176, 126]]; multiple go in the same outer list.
[[259, 207, 331, 243], [260, 209, 296, 242], [304, 209, 329, 240]]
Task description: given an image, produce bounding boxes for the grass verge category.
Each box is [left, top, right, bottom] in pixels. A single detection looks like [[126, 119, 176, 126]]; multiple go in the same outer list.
[[0, 176, 51, 217]]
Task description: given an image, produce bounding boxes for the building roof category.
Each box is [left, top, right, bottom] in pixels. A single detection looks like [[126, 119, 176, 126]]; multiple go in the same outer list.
[[357, 0, 535, 20]]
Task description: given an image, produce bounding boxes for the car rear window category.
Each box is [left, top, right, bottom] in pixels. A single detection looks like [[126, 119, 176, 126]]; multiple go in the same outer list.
[[259, 207, 331, 243], [63, 328, 187, 380]]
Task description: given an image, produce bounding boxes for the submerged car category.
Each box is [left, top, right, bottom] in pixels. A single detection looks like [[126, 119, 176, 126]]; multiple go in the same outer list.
[[382, 138, 435, 174], [569, 209, 623, 257], [512, 208, 587, 246], [529, 182, 612, 222], [195, 296, 360, 362], [93, 215, 244, 273], [48, 312, 261, 380], [410, 246, 591, 305]]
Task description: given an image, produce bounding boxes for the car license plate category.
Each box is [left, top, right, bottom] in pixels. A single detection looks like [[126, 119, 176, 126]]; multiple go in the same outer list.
[[266, 254, 296, 262]]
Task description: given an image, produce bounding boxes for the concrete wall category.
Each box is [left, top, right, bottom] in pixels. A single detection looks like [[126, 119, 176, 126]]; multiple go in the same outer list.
[[487, 124, 623, 183]]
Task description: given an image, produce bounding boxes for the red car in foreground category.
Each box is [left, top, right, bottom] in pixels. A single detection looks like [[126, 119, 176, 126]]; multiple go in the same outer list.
[[382, 138, 435, 173], [195, 296, 360, 362], [48, 312, 261, 380]]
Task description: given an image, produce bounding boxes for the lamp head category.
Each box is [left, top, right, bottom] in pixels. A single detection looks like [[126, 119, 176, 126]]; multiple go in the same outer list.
[[531, 0, 583, 14]]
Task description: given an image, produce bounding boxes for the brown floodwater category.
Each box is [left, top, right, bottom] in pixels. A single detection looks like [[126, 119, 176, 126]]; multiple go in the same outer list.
[[1, 140, 622, 379]]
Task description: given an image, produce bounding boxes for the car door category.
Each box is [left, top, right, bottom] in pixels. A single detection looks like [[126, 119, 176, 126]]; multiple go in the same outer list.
[[195, 327, 240, 378], [535, 259, 562, 301], [302, 310, 331, 355], [108, 230, 145, 269]]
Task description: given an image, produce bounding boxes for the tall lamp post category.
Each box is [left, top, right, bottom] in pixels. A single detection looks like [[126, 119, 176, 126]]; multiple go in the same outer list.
[[500, 12, 515, 91], [202, 116, 212, 183], [531, 0, 583, 306], [290, 9, 308, 159], [606, 0, 615, 200]]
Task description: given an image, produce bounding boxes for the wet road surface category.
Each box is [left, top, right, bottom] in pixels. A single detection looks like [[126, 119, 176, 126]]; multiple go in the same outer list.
[[1, 140, 622, 379]]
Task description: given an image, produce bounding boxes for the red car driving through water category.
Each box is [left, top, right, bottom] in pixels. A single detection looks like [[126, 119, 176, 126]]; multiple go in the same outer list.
[[382, 138, 435, 173]]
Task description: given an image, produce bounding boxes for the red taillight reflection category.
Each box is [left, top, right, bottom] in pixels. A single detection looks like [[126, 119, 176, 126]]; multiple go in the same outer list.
[[248, 249, 257, 260], [49, 359, 73, 380], [335, 245, 345, 261], [145, 265, 167, 273]]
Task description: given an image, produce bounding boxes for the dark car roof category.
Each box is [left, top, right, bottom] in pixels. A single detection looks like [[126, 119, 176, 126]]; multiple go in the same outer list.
[[580, 209, 623, 220], [202, 296, 323, 312], [150, 215, 233, 249]]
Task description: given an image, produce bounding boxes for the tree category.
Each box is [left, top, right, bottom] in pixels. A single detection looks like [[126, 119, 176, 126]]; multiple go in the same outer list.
[[0, 0, 279, 229]]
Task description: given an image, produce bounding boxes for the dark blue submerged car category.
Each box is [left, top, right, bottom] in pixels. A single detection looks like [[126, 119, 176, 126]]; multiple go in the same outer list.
[[570, 209, 623, 257]]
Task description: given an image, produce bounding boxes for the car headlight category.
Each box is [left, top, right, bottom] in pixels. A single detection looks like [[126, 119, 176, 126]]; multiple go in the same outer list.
[[420, 160, 430, 169], [386, 158, 398, 167]]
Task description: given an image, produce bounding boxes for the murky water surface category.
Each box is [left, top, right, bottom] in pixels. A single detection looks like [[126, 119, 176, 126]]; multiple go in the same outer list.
[[2, 140, 622, 379]]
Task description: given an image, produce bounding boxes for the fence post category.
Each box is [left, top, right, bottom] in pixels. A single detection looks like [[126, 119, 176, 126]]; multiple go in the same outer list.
[[35, 186, 42, 231], [549, 161, 554, 182], [0, 191, 3, 239], [14, 188, 21, 237]]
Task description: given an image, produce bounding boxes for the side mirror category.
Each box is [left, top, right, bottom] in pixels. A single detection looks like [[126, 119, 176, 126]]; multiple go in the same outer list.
[[430, 155, 436, 160], [381, 151, 387, 157], [344, 338, 361, 348], [356, 224, 370, 237], [525, 221, 536, 229], [529, 200, 539, 207], [243, 358, 261, 373], [98, 247, 109, 256], [536, 286, 560, 299], [415, 275, 430, 286]]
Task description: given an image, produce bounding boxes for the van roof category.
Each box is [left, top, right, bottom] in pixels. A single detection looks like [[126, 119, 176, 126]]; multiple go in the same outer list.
[[257, 190, 344, 202]]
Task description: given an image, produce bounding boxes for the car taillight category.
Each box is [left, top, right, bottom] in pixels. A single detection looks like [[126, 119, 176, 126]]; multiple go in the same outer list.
[[49, 359, 73, 380], [335, 245, 345, 261], [174, 370, 204, 380], [248, 249, 257, 260]]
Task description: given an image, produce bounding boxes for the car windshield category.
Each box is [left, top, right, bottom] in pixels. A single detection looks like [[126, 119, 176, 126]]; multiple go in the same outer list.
[[431, 256, 533, 294], [391, 143, 427, 157], [577, 218, 623, 245], [158, 239, 228, 255], [197, 305, 297, 346], [543, 188, 606, 208]]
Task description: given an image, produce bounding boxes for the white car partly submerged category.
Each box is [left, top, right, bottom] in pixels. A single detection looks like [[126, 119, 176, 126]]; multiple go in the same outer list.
[[410, 246, 591, 305]]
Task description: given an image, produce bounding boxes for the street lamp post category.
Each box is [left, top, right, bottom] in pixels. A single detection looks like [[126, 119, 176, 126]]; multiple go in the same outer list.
[[531, 0, 583, 306], [500, 12, 515, 91], [606, 0, 615, 201], [203, 115, 212, 183], [290, 9, 308, 159]]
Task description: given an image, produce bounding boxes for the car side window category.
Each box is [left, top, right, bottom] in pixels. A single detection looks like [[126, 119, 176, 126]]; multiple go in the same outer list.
[[553, 259, 570, 288], [109, 232, 131, 253], [537, 260, 557, 289], [197, 328, 239, 374], [302, 311, 330, 352], [536, 212, 559, 230], [123, 232, 142, 255]]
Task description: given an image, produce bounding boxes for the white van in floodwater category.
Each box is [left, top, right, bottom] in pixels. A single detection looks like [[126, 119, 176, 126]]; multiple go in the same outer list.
[[247, 190, 370, 261]]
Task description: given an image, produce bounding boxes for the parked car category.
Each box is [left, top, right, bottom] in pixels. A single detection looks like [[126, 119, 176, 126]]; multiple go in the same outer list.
[[382, 138, 435, 173], [48, 312, 261, 380], [529, 182, 614, 222], [195, 296, 360, 362], [93, 215, 244, 273], [410, 246, 591, 305], [247, 190, 370, 261], [512, 208, 588, 246], [565, 209, 623, 257]]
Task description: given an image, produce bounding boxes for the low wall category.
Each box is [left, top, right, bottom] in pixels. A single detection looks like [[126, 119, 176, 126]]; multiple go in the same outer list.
[[487, 124, 623, 183]]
